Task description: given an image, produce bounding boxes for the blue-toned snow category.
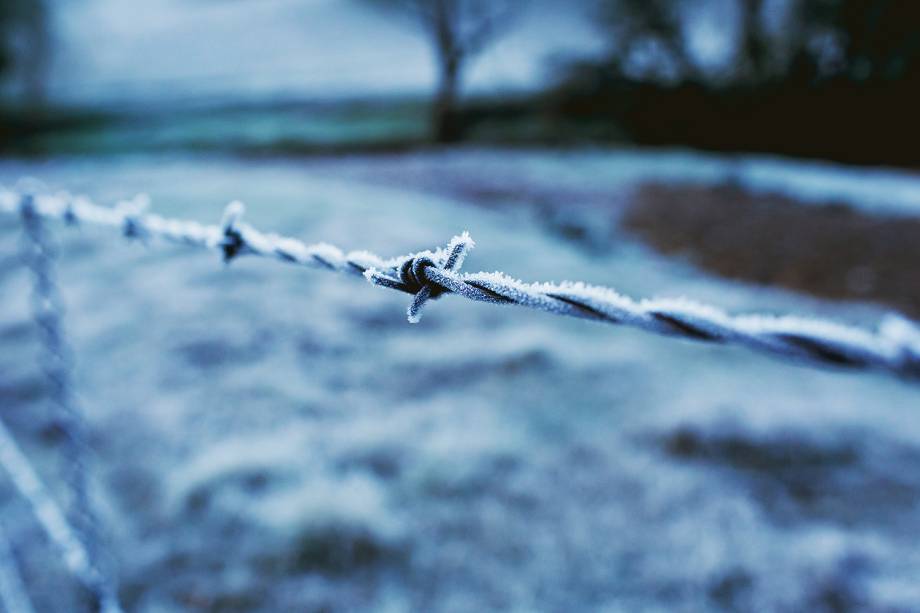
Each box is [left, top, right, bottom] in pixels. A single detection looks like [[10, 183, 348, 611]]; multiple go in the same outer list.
[[309, 147, 920, 217], [1, 149, 919, 611]]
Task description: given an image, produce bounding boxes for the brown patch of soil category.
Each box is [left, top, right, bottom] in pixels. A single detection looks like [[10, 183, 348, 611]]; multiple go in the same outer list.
[[622, 184, 920, 318]]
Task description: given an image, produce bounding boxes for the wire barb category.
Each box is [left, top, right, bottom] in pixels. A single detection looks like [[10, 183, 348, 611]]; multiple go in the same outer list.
[[115, 194, 151, 241], [1, 185, 919, 381], [219, 201, 247, 263], [365, 232, 475, 322]]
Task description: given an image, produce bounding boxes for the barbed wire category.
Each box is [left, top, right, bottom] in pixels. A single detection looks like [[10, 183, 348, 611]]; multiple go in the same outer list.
[[3, 196, 123, 612], [0, 522, 35, 613], [0, 421, 120, 612], [1, 186, 919, 381]]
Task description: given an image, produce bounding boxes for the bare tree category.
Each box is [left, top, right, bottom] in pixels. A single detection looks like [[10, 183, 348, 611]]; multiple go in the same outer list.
[[367, 0, 524, 142]]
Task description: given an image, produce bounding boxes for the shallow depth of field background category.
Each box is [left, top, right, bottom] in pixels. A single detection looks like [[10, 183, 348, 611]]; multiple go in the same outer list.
[[1, 1, 920, 611]]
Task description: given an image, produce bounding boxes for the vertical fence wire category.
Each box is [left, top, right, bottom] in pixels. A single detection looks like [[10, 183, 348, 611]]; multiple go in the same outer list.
[[15, 196, 122, 613], [0, 421, 100, 608], [0, 524, 35, 613]]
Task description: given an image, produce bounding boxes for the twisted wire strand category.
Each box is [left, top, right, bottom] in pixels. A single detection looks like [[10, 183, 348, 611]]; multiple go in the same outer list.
[[0, 522, 35, 613], [13, 197, 122, 613], [20, 202, 87, 518], [0, 420, 110, 608], [1, 186, 919, 381]]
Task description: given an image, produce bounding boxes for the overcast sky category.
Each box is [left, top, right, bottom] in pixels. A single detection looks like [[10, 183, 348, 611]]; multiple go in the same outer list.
[[45, 0, 608, 106]]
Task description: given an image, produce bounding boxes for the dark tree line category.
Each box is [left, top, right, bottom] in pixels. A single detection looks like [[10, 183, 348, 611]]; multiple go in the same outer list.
[[0, 0, 49, 105], [548, 0, 920, 165], [745, 0, 920, 85], [375, 0, 920, 161], [585, 0, 920, 86]]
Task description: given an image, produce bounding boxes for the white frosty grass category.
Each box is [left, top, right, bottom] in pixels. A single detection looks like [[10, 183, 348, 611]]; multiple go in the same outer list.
[[250, 474, 399, 537], [166, 399, 523, 556], [168, 428, 308, 514], [320, 147, 920, 217], [169, 425, 406, 561]]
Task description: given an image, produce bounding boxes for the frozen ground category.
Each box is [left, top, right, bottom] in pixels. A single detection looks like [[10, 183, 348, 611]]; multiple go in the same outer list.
[[1, 150, 919, 612], [307, 148, 920, 217]]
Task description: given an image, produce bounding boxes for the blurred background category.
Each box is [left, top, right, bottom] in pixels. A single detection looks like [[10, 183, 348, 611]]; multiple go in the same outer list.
[[1, 1, 920, 611]]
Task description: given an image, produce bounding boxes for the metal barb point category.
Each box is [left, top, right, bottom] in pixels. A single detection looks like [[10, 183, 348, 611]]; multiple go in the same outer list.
[[219, 201, 246, 263], [363, 233, 474, 324], [18, 193, 36, 219], [115, 195, 151, 241]]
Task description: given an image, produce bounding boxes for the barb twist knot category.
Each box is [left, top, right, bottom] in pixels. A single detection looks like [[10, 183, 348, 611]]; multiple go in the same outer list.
[[365, 232, 474, 323]]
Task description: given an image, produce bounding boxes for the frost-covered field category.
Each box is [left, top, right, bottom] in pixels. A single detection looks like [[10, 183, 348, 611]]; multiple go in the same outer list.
[[1, 150, 919, 612]]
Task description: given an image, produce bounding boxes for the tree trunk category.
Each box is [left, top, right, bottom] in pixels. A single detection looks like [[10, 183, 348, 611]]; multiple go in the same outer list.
[[432, 54, 463, 143]]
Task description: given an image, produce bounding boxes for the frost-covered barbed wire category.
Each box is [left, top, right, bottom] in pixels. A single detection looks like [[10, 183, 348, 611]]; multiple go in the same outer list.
[[1, 186, 919, 380], [0, 523, 35, 613], [0, 421, 121, 613], [7, 196, 123, 613]]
